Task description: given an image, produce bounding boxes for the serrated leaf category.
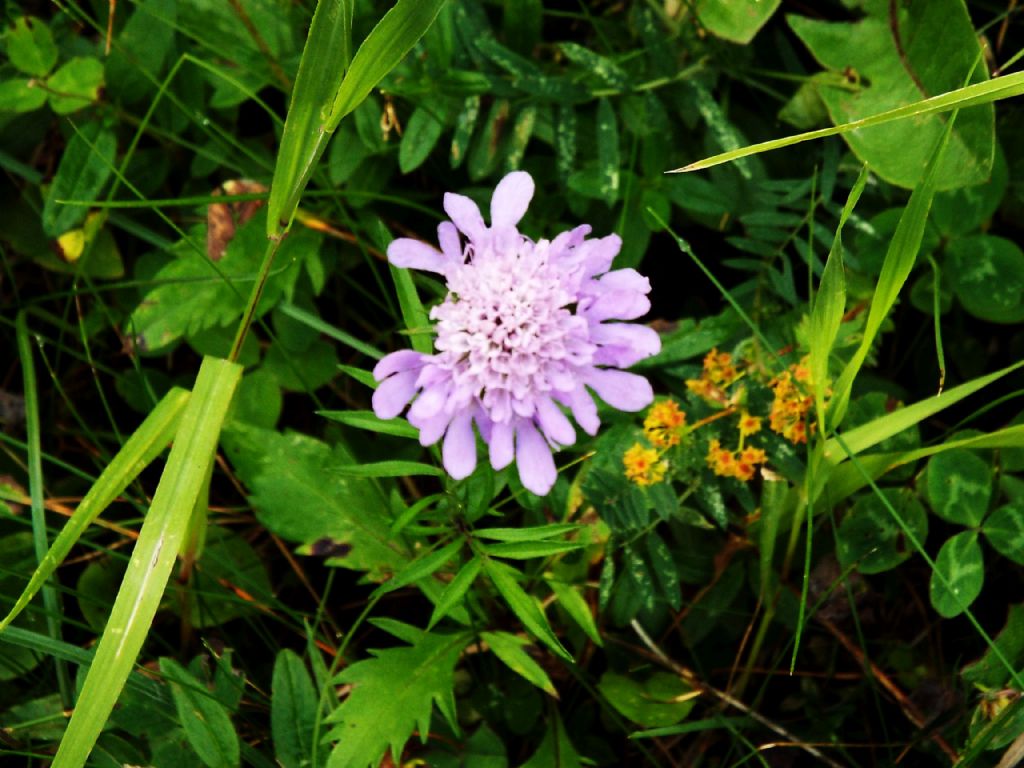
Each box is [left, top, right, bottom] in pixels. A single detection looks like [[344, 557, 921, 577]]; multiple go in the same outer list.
[[222, 422, 409, 580], [272, 650, 319, 768], [481, 630, 556, 696], [484, 559, 572, 662], [326, 630, 471, 768], [128, 215, 318, 353], [930, 530, 984, 619], [161, 657, 240, 768]]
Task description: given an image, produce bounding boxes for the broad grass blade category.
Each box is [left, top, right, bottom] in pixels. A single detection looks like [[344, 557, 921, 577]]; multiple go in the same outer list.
[[51, 356, 241, 768], [827, 113, 957, 429], [0, 386, 190, 631], [267, 0, 446, 236], [266, 0, 353, 236], [807, 165, 868, 433]]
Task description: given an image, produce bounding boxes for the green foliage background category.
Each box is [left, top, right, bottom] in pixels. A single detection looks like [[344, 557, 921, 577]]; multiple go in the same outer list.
[[1, 0, 1024, 766]]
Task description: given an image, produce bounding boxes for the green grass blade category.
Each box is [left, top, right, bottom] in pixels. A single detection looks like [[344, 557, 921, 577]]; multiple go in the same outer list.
[[0, 386, 190, 631], [266, 0, 354, 236], [808, 165, 867, 433], [51, 356, 241, 768], [822, 357, 1024, 464], [15, 310, 72, 707], [827, 113, 957, 430], [824, 424, 1024, 503], [328, 0, 447, 126], [673, 71, 1024, 173]]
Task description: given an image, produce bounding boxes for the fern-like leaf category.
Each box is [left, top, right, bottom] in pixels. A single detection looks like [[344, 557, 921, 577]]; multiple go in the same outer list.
[[325, 621, 471, 768]]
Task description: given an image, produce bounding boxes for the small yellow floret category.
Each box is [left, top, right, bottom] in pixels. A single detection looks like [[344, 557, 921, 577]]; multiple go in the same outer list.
[[624, 443, 667, 486], [644, 399, 686, 448]]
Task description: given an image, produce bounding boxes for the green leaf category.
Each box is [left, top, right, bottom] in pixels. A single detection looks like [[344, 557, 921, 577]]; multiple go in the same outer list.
[[484, 559, 572, 662], [930, 530, 984, 619], [222, 423, 409, 580], [330, 0, 447, 124], [332, 460, 443, 478], [52, 357, 241, 768], [105, 0, 177, 105], [837, 488, 928, 574], [272, 650, 319, 768], [558, 42, 629, 88], [374, 539, 462, 596], [481, 540, 583, 559], [399, 106, 444, 173], [318, 409, 419, 438], [519, 713, 582, 768], [474, 524, 581, 542], [597, 671, 696, 728], [926, 450, 991, 527], [546, 579, 601, 647], [46, 57, 104, 115], [983, 504, 1024, 566], [948, 235, 1024, 324], [265, 0, 353, 235], [695, 0, 780, 44], [481, 630, 556, 696], [787, 0, 992, 189], [389, 260, 433, 356], [450, 95, 480, 169], [128, 216, 318, 353], [826, 111, 955, 430], [6, 17, 58, 77], [325, 629, 470, 768], [428, 556, 482, 629], [42, 123, 117, 238], [160, 657, 240, 768], [808, 166, 867, 432], [0, 78, 47, 113]]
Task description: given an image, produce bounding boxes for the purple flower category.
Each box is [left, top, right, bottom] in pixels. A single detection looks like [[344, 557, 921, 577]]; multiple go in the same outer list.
[[372, 171, 660, 495]]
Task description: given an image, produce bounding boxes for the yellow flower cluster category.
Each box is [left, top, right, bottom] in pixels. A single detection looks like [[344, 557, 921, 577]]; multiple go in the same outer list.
[[768, 357, 815, 444], [643, 399, 686, 448], [706, 439, 767, 482], [685, 348, 739, 405], [623, 443, 667, 486]]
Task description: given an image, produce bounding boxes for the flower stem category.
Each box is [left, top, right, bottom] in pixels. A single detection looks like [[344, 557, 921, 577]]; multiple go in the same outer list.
[[228, 234, 284, 362]]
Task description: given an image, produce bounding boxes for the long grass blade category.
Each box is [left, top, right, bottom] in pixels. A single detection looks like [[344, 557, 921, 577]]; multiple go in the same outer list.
[[51, 356, 241, 768], [673, 71, 1024, 173]]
